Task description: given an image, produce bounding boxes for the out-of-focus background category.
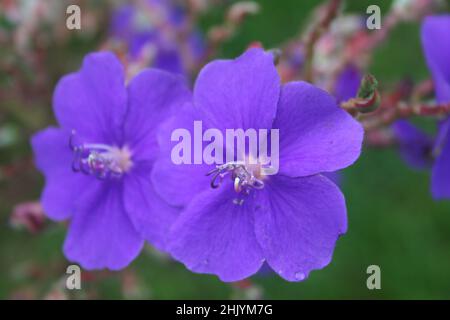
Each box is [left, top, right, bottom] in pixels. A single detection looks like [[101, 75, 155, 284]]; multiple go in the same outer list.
[[1, 0, 450, 299]]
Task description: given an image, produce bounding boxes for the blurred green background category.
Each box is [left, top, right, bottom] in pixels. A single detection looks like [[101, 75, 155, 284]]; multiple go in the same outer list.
[[1, 0, 450, 299]]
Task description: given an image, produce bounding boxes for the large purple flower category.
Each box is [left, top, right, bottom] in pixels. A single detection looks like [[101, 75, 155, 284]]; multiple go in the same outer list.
[[31, 52, 190, 269], [421, 15, 450, 198], [152, 48, 364, 281]]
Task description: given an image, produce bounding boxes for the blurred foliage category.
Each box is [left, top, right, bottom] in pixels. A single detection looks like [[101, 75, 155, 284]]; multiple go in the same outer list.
[[1, 0, 450, 299]]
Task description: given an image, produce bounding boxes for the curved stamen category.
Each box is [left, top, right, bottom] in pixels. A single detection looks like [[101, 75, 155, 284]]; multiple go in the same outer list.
[[206, 161, 265, 195], [68, 130, 132, 179]]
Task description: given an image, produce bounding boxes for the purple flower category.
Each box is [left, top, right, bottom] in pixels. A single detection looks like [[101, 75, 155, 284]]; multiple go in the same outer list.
[[152, 48, 364, 281], [31, 52, 190, 269], [421, 15, 450, 198], [110, 0, 204, 75]]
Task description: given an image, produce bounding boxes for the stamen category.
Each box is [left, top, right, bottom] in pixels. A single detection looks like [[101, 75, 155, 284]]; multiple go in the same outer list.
[[69, 130, 132, 179], [206, 161, 265, 195]]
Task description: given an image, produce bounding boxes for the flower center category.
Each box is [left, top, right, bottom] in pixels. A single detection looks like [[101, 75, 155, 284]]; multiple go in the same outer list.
[[69, 131, 133, 179], [206, 160, 266, 195]]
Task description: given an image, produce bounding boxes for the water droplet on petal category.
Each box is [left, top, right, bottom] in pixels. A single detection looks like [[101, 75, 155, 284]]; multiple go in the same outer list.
[[294, 272, 305, 281]]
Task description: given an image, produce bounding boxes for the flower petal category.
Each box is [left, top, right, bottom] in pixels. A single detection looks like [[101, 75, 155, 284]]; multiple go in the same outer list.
[[125, 68, 191, 163], [31, 127, 90, 221], [432, 126, 450, 199], [123, 162, 179, 250], [274, 82, 363, 177], [151, 158, 210, 207], [322, 171, 341, 185], [167, 183, 264, 282], [194, 48, 280, 131], [151, 104, 211, 207], [53, 51, 127, 143], [254, 174, 347, 282], [64, 181, 144, 270], [421, 15, 450, 103], [392, 120, 433, 169], [334, 64, 361, 103]]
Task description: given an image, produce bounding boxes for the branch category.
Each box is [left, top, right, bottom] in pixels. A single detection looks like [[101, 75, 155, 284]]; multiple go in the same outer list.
[[341, 74, 381, 115], [303, 0, 342, 82], [362, 102, 450, 131]]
